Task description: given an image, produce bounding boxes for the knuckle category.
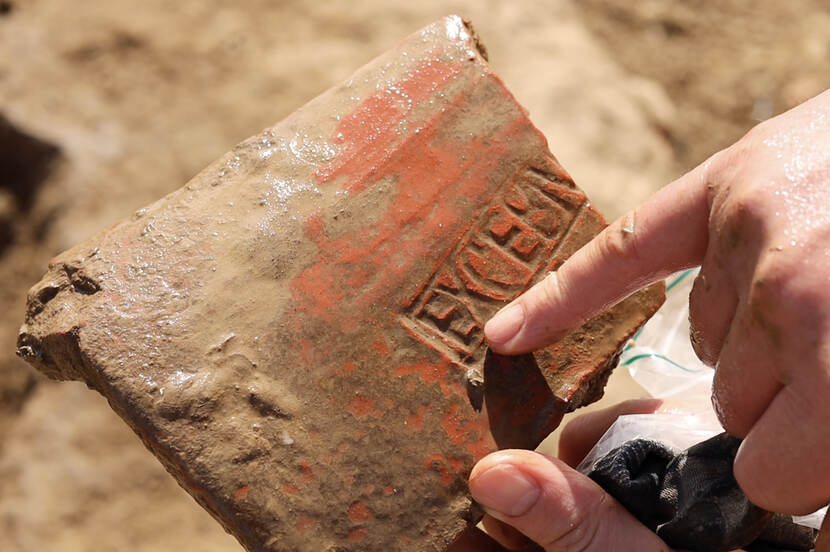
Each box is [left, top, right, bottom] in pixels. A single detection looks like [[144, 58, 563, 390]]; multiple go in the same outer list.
[[745, 267, 823, 375], [594, 223, 643, 287], [706, 144, 763, 213], [743, 116, 776, 143], [724, 182, 767, 220], [707, 142, 746, 182], [713, 190, 766, 257], [595, 223, 630, 261], [700, 147, 729, 189], [755, 259, 815, 305], [535, 272, 580, 326], [750, 261, 821, 332], [537, 271, 563, 310]]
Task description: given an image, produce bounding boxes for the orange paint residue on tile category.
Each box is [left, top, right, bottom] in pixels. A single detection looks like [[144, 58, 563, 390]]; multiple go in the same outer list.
[[405, 404, 430, 432], [292, 61, 530, 334], [316, 58, 466, 195], [339, 361, 357, 375], [423, 453, 454, 487], [348, 394, 383, 419], [371, 339, 390, 356], [300, 461, 315, 484], [347, 500, 373, 524], [348, 528, 368, 542], [295, 516, 317, 535], [394, 359, 452, 397]]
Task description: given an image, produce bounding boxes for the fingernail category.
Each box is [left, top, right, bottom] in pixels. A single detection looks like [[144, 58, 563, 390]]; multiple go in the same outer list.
[[485, 302, 525, 345], [470, 464, 540, 518]]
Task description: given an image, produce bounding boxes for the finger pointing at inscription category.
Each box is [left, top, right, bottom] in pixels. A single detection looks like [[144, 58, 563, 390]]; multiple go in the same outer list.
[[483, 89, 830, 516], [483, 156, 712, 355]]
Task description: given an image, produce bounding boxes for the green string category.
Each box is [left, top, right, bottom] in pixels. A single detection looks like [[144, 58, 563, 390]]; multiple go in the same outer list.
[[621, 351, 701, 373], [621, 269, 699, 372], [626, 270, 694, 348], [665, 268, 695, 293]]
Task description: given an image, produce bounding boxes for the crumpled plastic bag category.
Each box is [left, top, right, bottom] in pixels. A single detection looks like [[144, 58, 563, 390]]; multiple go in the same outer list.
[[575, 269, 826, 531]]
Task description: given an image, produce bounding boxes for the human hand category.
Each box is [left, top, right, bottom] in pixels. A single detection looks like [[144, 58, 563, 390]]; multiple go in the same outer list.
[[483, 89, 830, 519], [468, 399, 673, 551]]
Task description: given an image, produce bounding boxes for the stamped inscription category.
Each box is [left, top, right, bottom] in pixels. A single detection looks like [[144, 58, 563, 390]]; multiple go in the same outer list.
[[401, 157, 588, 368]]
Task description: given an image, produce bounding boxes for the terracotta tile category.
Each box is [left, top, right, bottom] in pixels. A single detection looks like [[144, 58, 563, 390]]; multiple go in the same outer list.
[[18, 16, 663, 552]]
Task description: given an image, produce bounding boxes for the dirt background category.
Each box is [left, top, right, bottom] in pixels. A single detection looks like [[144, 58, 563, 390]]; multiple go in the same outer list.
[[0, 1, 827, 550]]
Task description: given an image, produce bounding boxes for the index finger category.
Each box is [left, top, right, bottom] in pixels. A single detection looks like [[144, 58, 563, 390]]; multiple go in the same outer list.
[[484, 157, 715, 354]]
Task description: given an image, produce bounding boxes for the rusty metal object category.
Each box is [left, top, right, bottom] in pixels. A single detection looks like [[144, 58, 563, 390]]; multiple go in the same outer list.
[[17, 16, 664, 552]]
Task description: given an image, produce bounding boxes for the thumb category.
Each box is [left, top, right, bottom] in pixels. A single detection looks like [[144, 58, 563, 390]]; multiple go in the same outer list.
[[469, 450, 672, 552]]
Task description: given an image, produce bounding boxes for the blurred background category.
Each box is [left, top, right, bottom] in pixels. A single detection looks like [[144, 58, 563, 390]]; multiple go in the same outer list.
[[0, 1, 828, 550]]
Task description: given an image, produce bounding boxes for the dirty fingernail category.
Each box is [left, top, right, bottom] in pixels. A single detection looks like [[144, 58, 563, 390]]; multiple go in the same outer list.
[[470, 464, 540, 518], [485, 303, 525, 345]]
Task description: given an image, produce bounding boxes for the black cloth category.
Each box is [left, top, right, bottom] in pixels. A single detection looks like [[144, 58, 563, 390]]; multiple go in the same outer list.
[[588, 433, 818, 552]]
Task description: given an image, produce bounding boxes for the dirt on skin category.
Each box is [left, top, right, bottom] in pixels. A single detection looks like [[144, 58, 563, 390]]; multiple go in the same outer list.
[[0, 1, 826, 551]]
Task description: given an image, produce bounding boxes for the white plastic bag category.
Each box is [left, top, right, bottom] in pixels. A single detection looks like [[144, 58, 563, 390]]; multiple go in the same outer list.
[[576, 269, 826, 530]]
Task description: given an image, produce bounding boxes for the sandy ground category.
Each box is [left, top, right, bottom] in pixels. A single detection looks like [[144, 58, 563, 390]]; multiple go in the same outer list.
[[0, 1, 827, 550]]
